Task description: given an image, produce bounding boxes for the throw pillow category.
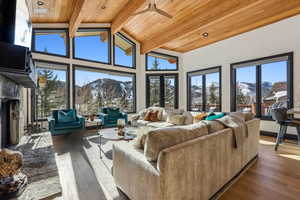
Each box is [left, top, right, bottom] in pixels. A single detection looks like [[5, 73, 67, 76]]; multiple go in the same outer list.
[[144, 110, 160, 122], [168, 114, 186, 125], [205, 113, 226, 121], [132, 127, 153, 149], [193, 113, 207, 123], [183, 111, 193, 125], [149, 110, 160, 122], [143, 111, 152, 121], [139, 108, 148, 119], [57, 110, 76, 123]]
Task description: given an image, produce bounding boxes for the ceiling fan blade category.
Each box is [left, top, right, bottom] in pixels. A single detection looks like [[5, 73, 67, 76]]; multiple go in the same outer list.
[[155, 8, 173, 18], [132, 8, 151, 16]]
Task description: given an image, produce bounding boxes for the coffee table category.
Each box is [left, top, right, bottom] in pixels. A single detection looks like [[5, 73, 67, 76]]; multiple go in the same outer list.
[[98, 127, 137, 159]]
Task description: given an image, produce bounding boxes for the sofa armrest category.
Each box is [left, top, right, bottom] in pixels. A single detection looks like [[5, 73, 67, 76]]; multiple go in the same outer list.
[[47, 117, 55, 131], [113, 142, 161, 200], [77, 115, 85, 128], [99, 112, 108, 122]]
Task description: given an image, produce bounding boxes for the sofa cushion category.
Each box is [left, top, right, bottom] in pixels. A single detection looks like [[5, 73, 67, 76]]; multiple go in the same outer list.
[[57, 110, 76, 123], [147, 122, 174, 128], [144, 123, 208, 161], [137, 120, 151, 126], [203, 120, 226, 134], [54, 121, 81, 130]]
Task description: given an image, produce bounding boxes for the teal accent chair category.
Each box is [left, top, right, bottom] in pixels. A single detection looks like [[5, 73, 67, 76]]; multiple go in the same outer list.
[[48, 109, 85, 136], [99, 107, 128, 128]]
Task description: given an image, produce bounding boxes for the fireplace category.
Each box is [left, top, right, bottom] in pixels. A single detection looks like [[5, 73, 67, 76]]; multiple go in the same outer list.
[[0, 99, 20, 148]]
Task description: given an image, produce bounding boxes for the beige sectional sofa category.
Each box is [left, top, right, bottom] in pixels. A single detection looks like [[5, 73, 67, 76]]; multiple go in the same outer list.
[[113, 113, 260, 200], [131, 107, 193, 128]]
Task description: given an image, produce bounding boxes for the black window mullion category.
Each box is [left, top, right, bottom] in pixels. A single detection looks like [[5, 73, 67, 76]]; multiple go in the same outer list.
[[287, 56, 293, 109], [230, 68, 236, 112], [202, 75, 206, 112], [174, 75, 179, 109], [146, 75, 150, 108], [160, 76, 165, 107], [256, 65, 262, 118]]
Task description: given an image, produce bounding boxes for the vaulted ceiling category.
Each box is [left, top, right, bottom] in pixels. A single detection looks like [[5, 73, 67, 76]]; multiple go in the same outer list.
[[28, 0, 300, 54]]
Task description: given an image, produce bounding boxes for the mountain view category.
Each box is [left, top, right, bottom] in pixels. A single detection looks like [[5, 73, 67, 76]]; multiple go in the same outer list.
[[75, 78, 134, 115]]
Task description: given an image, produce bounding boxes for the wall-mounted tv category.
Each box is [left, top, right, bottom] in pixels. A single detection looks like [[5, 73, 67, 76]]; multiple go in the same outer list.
[[0, 0, 32, 49]]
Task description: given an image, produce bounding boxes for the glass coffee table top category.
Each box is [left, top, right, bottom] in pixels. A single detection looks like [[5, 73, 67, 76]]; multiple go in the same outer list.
[[100, 128, 137, 141]]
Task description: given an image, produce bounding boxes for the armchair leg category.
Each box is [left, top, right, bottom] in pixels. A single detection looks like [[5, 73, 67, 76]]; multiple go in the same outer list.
[[275, 125, 283, 151], [281, 125, 287, 143]]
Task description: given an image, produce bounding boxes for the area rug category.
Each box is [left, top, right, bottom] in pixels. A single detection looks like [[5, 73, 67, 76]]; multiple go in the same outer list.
[[10, 132, 62, 200]]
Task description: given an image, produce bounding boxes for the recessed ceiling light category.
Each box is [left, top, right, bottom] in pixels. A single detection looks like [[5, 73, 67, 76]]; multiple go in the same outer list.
[[202, 32, 209, 37], [37, 1, 44, 6]]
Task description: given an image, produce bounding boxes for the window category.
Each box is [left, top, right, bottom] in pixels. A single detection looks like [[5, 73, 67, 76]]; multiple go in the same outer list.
[[34, 61, 69, 120], [113, 33, 136, 68], [73, 29, 111, 64], [146, 52, 178, 71], [33, 29, 68, 57], [187, 67, 221, 112], [74, 66, 136, 115], [231, 53, 293, 119], [146, 74, 178, 109]]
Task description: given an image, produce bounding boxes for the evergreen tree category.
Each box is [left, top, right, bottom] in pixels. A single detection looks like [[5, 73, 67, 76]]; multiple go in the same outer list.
[[38, 69, 58, 118], [208, 82, 218, 105], [236, 82, 247, 104], [150, 57, 161, 106]]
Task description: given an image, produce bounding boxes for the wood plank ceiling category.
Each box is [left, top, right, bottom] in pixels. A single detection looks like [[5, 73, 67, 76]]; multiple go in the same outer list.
[[29, 0, 300, 54]]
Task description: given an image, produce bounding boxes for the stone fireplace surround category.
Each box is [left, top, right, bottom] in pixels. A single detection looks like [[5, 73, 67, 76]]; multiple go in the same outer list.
[[0, 74, 26, 148]]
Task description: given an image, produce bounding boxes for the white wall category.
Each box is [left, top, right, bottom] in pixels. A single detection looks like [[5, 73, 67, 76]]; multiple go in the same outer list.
[[182, 14, 300, 135]]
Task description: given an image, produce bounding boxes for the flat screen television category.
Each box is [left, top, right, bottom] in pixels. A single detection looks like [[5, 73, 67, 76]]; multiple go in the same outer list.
[[0, 0, 32, 49]]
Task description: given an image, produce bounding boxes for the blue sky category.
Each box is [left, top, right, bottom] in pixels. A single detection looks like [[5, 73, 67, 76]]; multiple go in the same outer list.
[[35, 34, 66, 55], [236, 61, 287, 83]]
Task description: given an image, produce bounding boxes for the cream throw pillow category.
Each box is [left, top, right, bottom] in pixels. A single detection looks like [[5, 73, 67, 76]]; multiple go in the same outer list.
[[167, 114, 186, 125]]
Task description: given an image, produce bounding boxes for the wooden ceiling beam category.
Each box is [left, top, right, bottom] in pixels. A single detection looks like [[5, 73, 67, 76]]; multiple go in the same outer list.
[[69, 0, 89, 38], [140, 0, 264, 54], [111, 0, 148, 34]]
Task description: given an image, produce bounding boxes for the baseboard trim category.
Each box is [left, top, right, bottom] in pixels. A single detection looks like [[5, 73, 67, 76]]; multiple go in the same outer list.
[[260, 131, 298, 141], [210, 154, 258, 200]]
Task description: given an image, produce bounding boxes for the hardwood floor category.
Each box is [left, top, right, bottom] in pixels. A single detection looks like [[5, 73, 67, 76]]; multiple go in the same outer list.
[[52, 132, 300, 200], [220, 136, 300, 200]]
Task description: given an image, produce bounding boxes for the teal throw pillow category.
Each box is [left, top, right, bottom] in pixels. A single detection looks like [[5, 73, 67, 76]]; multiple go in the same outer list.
[[58, 110, 76, 123]]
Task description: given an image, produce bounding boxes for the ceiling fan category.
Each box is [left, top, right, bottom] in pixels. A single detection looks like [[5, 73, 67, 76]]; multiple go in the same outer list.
[[132, 0, 173, 19]]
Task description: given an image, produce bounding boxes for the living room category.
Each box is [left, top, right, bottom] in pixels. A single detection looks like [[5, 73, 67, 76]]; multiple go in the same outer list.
[[0, 0, 300, 199]]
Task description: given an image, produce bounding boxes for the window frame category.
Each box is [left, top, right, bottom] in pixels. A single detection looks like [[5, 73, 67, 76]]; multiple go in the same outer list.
[[72, 64, 137, 114], [145, 73, 179, 108], [72, 28, 112, 65], [230, 52, 293, 120], [32, 60, 71, 122], [32, 28, 70, 58], [145, 51, 179, 71], [187, 66, 222, 112], [113, 32, 136, 69]]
